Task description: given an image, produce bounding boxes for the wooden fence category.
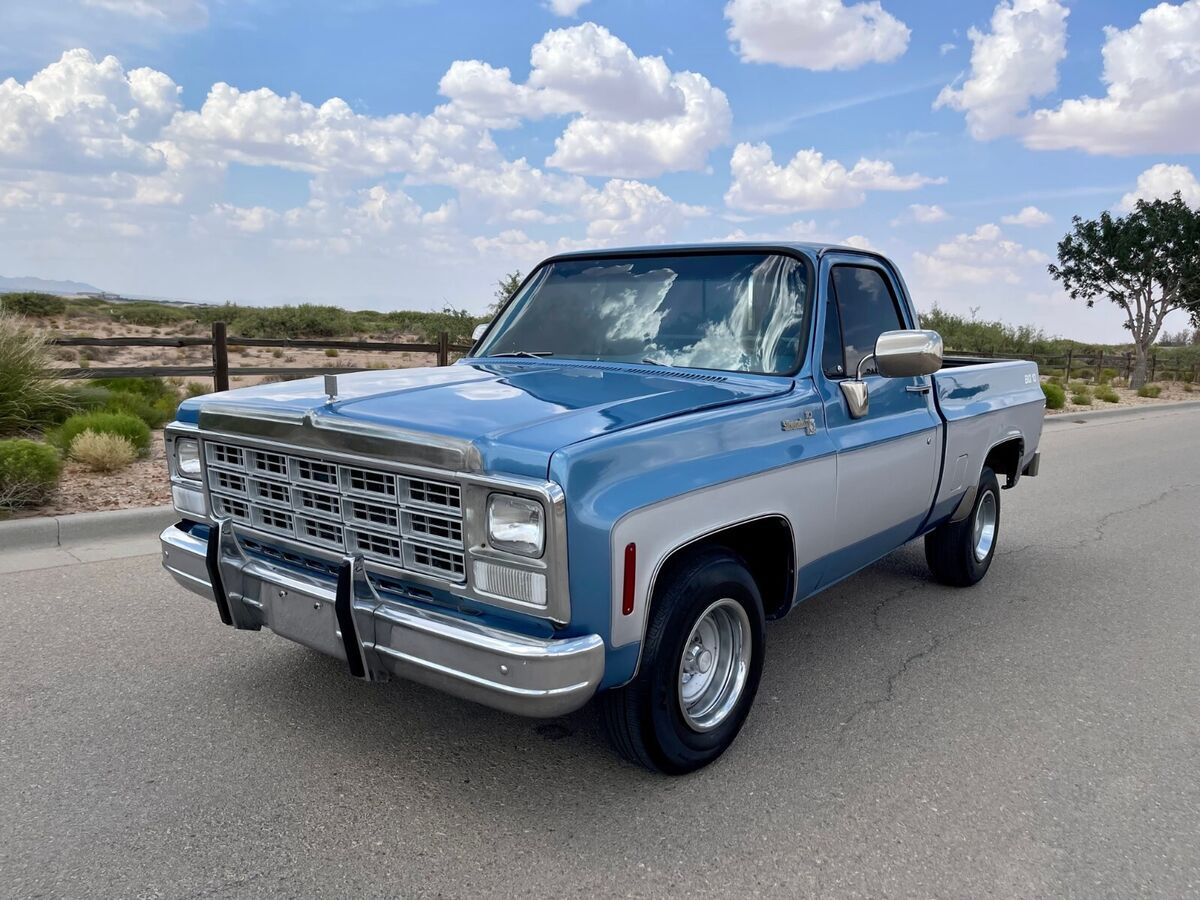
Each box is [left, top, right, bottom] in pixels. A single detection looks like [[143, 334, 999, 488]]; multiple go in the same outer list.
[[948, 347, 1200, 383], [48, 322, 474, 391]]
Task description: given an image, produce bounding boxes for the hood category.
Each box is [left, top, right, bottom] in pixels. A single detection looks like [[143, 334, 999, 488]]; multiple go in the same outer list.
[[178, 360, 793, 478]]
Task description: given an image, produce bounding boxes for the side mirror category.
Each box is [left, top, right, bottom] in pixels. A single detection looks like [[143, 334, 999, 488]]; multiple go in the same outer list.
[[874, 329, 943, 378], [471, 323, 489, 342], [839, 329, 943, 419]]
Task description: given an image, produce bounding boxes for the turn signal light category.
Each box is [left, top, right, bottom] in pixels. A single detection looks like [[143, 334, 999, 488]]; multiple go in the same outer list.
[[622, 542, 636, 616]]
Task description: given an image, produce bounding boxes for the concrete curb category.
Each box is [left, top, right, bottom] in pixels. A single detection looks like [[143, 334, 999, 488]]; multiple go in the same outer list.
[[1044, 399, 1200, 426], [0, 505, 176, 553]]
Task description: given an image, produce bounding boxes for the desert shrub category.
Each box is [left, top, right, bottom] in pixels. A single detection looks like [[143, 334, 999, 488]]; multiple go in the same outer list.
[[51, 411, 151, 454], [0, 309, 74, 436], [1137, 384, 1162, 398], [1099, 368, 1119, 383], [1041, 382, 1066, 409], [91, 377, 179, 428], [106, 303, 191, 328], [1039, 367, 1064, 379], [1071, 391, 1093, 405], [0, 438, 61, 510], [69, 430, 138, 472], [1068, 380, 1089, 393], [1046, 375, 1062, 385], [1095, 386, 1120, 403], [185, 382, 210, 398], [0, 292, 67, 317], [1184, 383, 1194, 393], [271, 348, 284, 358], [92, 376, 175, 401], [325, 348, 339, 358], [1075, 368, 1094, 381]]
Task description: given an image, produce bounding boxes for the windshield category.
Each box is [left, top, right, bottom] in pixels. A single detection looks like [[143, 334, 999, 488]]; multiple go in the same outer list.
[[473, 252, 812, 375]]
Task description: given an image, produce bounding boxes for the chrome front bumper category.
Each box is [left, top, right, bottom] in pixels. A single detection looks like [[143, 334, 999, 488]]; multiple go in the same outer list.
[[160, 523, 604, 717]]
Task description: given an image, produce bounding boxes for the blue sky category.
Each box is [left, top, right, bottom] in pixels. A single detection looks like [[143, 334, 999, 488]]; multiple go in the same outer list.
[[1, 0, 1197, 342]]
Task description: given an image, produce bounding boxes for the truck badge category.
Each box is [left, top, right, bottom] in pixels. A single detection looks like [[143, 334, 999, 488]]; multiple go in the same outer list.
[[781, 411, 817, 435]]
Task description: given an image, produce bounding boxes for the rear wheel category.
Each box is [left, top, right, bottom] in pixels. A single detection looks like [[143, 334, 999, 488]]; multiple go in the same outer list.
[[925, 466, 1001, 586], [600, 548, 765, 775]]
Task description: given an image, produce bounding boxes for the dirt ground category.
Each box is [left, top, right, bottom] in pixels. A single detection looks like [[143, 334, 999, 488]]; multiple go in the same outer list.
[[1044, 379, 1196, 414]]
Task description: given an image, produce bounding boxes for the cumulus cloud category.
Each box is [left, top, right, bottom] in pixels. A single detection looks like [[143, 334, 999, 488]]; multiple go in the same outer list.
[[1000, 205, 1051, 226], [912, 223, 1049, 288], [725, 0, 910, 70], [545, 0, 592, 16], [934, 0, 1069, 140], [440, 23, 731, 177], [724, 142, 943, 214], [892, 203, 949, 225], [1117, 163, 1200, 211], [1025, 0, 1200, 154]]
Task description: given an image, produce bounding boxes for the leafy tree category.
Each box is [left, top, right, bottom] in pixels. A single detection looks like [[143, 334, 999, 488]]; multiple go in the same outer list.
[[1049, 192, 1200, 388], [487, 271, 523, 318]]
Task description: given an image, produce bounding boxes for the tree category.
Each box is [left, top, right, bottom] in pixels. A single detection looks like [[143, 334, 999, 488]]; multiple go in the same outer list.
[[1049, 192, 1200, 389], [487, 271, 523, 318]]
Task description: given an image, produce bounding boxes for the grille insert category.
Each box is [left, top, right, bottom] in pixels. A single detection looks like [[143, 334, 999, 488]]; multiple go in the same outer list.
[[205, 439, 465, 582]]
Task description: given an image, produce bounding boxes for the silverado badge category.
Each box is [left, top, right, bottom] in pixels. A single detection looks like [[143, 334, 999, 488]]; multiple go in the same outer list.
[[781, 411, 817, 435]]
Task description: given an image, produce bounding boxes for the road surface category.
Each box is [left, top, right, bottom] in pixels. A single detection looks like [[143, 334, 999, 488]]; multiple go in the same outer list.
[[2, 407, 1197, 898]]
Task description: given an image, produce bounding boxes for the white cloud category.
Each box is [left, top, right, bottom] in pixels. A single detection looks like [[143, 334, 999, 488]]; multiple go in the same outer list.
[[440, 23, 731, 178], [579, 179, 706, 242], [1000, 205, 1051, 226], [725, 0, 910, 71], [842, 234, 877, 250], [725, 142, 944, 214], [1025, 0, 1200, 154], [82, 0, 208, 25], [934, 0, 1069, 140], [939, 42, 957, 55], [545, 0, 592, 16], [912, 223, 1049, 289], [892, 203, 949, 225], [1117, 163, 1200, 211]]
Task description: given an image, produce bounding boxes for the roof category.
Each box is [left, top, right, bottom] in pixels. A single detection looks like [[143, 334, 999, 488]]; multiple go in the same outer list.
[[544, 240, 891, 263]]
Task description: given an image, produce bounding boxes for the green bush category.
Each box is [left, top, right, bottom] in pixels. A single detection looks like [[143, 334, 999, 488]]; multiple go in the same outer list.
[[325, 348, 339, 358], [106, 303, 190, 328], [185, 382, 209, 398], [1184, 383, 1194, 393], [1099, 368, 1119, 383], [1068, 380, 1089, 393], [92, 376, 176, 401], [51, 411, 151, 454], [1075, 368, 1094, 381], [0, 292, 67, 317], [1039, 367, 1064, 379], [0, 309, 74, 436], [1046, 375, 1062, 386], [1095, 387, 1120, 403], [0, 438, 61, 510], [89, 377, 179, 428], [1137, 384, 1162, 398], [1041, 382, 1066, 409], [1071, 391, 1093, 405]]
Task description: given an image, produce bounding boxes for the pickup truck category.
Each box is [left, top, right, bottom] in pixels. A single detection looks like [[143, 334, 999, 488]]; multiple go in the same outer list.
[[160, 243, 1043, 773]]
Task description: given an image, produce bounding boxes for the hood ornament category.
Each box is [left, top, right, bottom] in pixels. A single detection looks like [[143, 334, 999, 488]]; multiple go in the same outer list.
[[324, 374, 339, 403]]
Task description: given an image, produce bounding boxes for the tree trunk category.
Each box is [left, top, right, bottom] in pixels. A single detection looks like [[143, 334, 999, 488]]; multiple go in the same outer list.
[[1130, 344, 1150, 390]]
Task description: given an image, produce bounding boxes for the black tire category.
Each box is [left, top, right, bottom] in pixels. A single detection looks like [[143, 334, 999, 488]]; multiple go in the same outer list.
[[600, 548, 765, 775], [925, 465, 1001, 587]]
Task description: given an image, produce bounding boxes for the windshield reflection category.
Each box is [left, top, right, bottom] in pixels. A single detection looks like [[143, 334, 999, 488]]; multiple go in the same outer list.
[[474, 253, 812, 375]]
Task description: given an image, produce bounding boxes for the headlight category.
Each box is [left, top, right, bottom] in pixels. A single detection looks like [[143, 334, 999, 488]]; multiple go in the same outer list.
[[175, 437, 201, 480], [487, 494, 544, 557]]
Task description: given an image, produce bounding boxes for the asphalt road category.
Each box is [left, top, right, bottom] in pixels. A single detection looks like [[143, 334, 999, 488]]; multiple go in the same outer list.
[[2, 407, 1198, 899]]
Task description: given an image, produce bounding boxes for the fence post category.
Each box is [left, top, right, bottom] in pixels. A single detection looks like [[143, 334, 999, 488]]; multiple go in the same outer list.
[[1096, 349, 1104, 377], [1124, 352, 1132, 380], [1064, 348, 1073, 382], [1150, 353, 1157, 382], [212, 321, 229, 392], [436, 331, 450, 367]]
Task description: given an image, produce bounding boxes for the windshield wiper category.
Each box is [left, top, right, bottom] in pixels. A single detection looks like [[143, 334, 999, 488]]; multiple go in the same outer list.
[[488, 350, 554, 358], [641, 358, 669, 366]]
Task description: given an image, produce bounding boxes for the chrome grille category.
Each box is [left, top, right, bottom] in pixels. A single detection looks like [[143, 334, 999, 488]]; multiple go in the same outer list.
[[205, 439, 466, 582]]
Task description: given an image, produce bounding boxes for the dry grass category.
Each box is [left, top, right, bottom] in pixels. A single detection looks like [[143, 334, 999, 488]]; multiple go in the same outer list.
[[68, 430, 138, 472]]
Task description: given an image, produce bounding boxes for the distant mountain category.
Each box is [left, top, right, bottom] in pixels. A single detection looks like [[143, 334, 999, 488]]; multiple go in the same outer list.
[[0, 275, 103, 295]]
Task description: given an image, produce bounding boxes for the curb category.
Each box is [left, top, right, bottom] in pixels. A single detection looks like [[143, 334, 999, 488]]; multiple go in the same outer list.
[[0, 505, 176, 553], [1043, 399, 1200, 426]]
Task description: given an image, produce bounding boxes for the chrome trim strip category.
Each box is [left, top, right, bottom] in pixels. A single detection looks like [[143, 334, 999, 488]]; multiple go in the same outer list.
[[160, 525, 602, 717]]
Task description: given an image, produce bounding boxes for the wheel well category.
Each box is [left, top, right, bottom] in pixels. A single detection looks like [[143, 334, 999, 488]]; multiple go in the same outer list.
[[985, 438, 1024, 488], [654, 516, 795, 620]]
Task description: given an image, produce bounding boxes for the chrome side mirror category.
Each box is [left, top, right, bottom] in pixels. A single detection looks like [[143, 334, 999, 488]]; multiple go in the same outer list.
[[874, 329, 943, 378], [471, 322, 489, 342], [839, 330, 943, 419]]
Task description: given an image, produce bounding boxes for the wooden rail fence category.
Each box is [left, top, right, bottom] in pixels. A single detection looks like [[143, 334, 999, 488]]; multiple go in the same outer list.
[[48, 322, 473, 391], [948, 347, 1200, 384]]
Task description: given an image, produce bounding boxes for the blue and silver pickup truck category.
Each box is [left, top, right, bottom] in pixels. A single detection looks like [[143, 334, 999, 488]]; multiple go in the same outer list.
[[160, 243, 1043, 773]]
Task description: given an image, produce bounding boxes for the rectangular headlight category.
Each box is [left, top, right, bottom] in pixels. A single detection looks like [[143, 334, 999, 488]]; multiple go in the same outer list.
[[486, 494, 545, 557], [174, 437, 201, 480]]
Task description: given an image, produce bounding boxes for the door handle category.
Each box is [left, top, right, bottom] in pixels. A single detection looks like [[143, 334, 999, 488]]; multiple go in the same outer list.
[[906, 383, 932, 394]]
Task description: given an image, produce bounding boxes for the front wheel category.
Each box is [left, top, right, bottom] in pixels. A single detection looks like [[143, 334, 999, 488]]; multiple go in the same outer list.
[[600, 548, 765, 775], [925, 465, 1001, 586]]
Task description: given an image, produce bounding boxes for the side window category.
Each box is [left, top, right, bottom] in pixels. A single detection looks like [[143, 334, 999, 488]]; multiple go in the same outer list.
[[829, 266, 905, 376], [821, 294, 845, 377]]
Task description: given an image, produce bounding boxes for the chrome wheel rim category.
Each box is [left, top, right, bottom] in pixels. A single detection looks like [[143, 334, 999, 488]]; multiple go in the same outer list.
[[973, 489, 997, 561], [678, 598, 751, 732]]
